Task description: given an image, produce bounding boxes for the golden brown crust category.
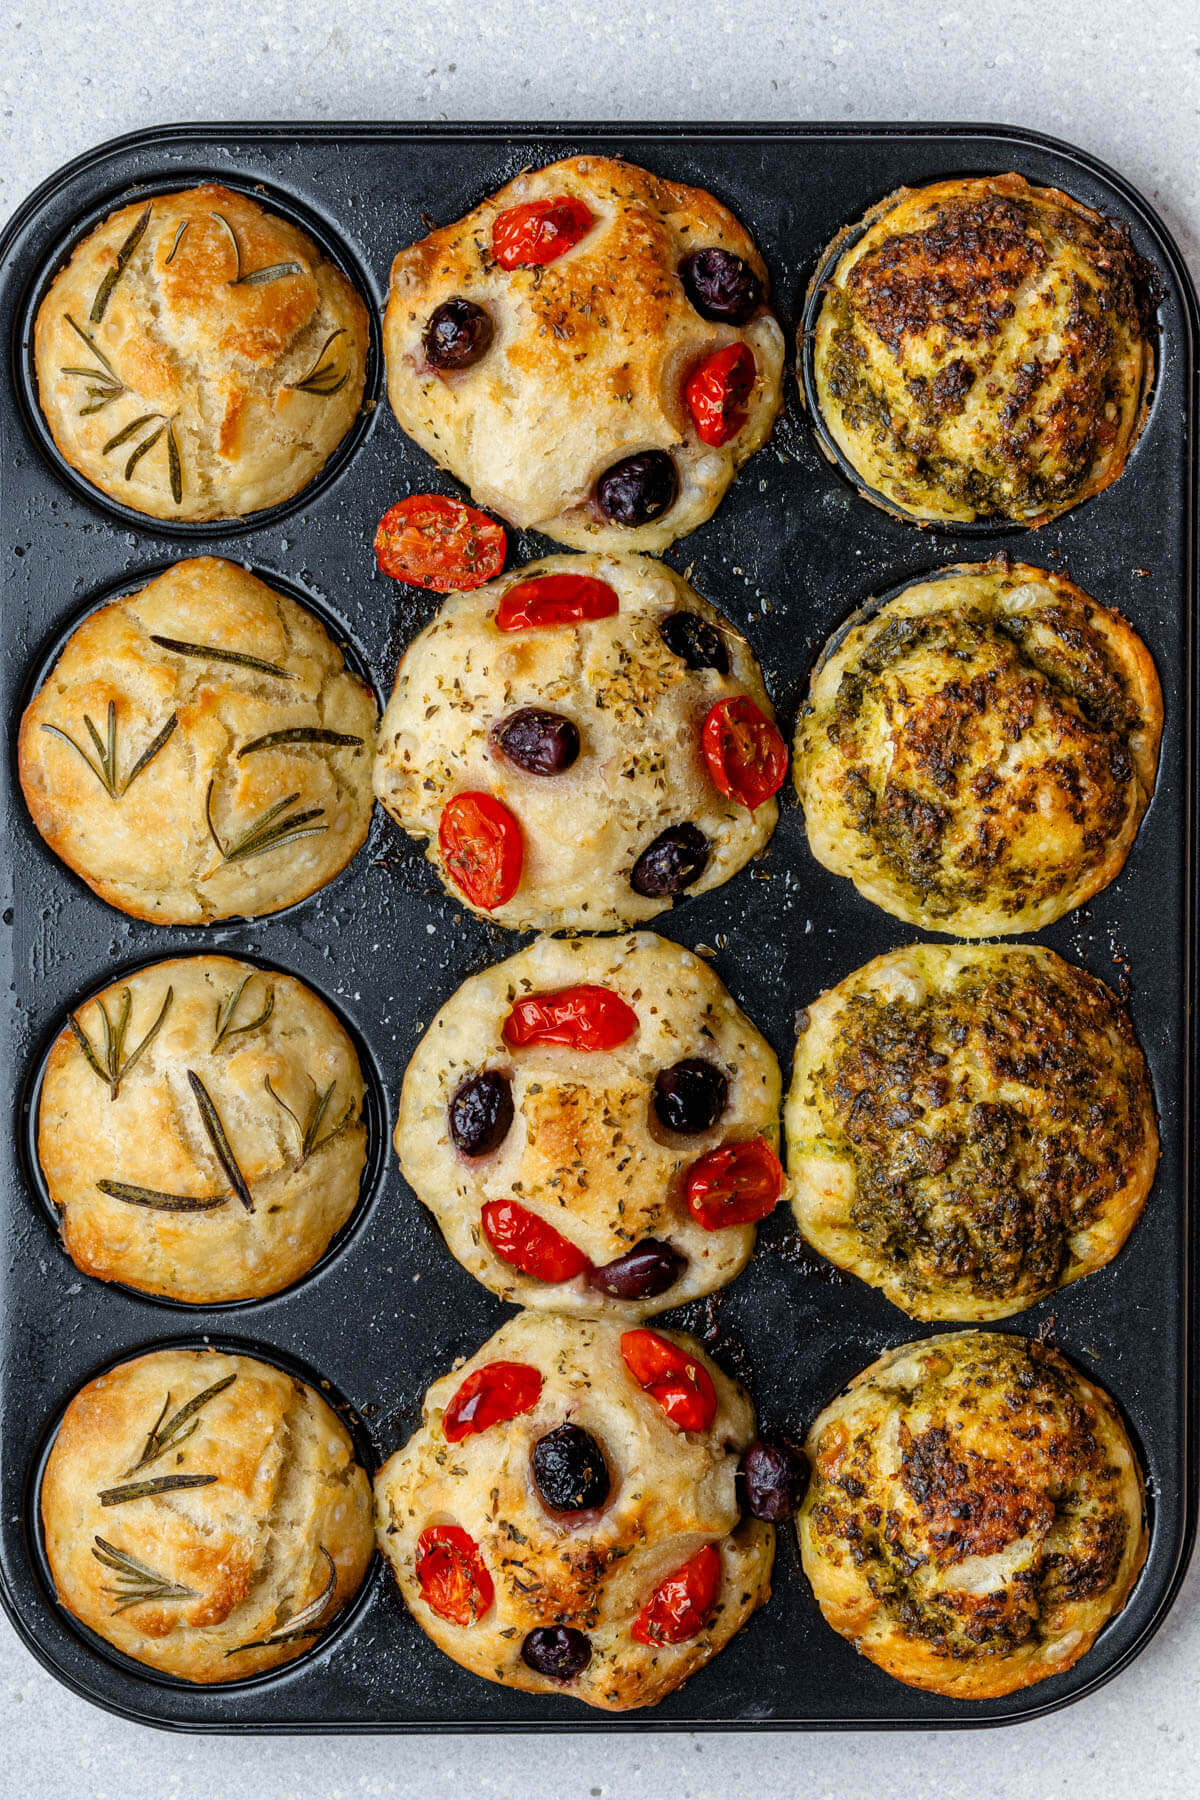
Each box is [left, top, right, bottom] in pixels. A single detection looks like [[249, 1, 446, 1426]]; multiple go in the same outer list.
[[34, 185, 368, 521], [786, 944, 1158, 1320], [794, 561, 1162, 936], [38, 956, 367, 1304], [41, 1348, 374, 1683], [384, 155, 784, 551], [798, 1332, 1147, 1699], [18, 558, 378, 923], [374, 1312, 772, 1710], [809, 174, 1152, 525]]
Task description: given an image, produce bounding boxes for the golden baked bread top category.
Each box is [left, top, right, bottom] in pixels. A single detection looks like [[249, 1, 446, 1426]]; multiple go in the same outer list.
[[786, 944, 1157, 1321], [19, 557, 378, 923], [810, 174, 1151, 524], [40, 1348, 374, 1683], [34, 184, 369, 521], [798, 1332, 1147, 1699], [794, 561, 1162, 937], [384, 155, 785, 551], [37, 955, 368, 1305], [374, 1311, 772, 1711], [395, 932, 782, 1319]]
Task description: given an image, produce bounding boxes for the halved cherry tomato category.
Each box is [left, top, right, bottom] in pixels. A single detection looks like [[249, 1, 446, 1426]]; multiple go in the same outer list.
[[685, 1138, 784, 1230], [443, 1361, 544, 1443], [438, 792, 523, 911], [416, 1524, 494, 1626], [700, 696, 788, 811], [494, 573, 619, 632], [492, 196, 593, 269], [375, 495, 506, 592], [481, 1199, 591, 1282], [631, 1544, 721, 1646], [502, 985, 638, 1052], [620, 1329, 717, 1433], [684, 343, 756, 447]]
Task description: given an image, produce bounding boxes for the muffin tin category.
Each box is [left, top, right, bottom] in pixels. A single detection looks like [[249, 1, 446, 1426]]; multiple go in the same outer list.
[[0, 123, 1195, 1731]]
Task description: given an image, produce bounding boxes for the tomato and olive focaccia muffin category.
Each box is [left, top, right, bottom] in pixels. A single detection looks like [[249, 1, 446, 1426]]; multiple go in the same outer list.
[[383, 155, 785, 551], [19, 558, 378, 923], [799, 1332, 1147, 1699], [41, 1348, 374, 1682], [374, 553, 786, 930], [786, 944, 1157, 1321], [34, 184, 368, 521], [809, 173, 1152, 525], [794, 562, 1161, 936], [37, 956, 367, 1305], [397, 932, 782, 1317], [375, 1312, 773, 1710]]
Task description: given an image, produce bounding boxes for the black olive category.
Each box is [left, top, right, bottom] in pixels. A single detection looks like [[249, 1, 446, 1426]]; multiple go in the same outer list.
[[630, 824, 710, 897], [493, 707, 581, 776], [448, 1071, 514, 1156], [739, 1439, 807, 1522], [521, 1626, 593, 1681], [659, 610, 729, 674], [531, 1424, 610, 1514], [588, 1238, 687, 1299], [653, 1058, 729, 1135], [681, 248, 762, 325], [595, 451, 678, 527], [423, 297, 494, 370]]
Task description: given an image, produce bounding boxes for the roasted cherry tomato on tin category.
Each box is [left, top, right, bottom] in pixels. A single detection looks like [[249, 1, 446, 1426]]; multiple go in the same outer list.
[[631, 1543, 721, 1646], [442, 1361, 544, 1443], [620, 1329, 717, 1433], [374, 494, 506, 592], [492, 195, 593, 269], [416, 1524, 494, 1626], [481, 1199, 591, 1282], [700, 696, 787, 811], [438, 792, 523, 911], [685, 1137, 784, 1230], [684, 343, 756, 447], [494, 572, 619, 632], [502, 985, 638, 1052]]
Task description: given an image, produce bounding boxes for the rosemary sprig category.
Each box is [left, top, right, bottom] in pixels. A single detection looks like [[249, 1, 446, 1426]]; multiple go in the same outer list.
[[211, 210, 302, 286], [236, 727, 364, 758], [224, 1548, 336, 1655], [126, 1372, 238, 1475], [90, 202, 152, 323], [286, 328, 349, 397], [213, 973, 275, 1050], [167, 418, 183, 504], [68, 982, 174, 1100], [163, 220, 189, 265], [97, 1180, 228, 1212], [99, 1473, 217, 1506], [148, 635, 294, 679], [204, 782, 328, 870], [40, 706, 178, 800], [92, 1537, 199, 1614], [61, 313, 126, 413], [265, 1076, 353, 1165], [187, 1070, 254, 1212]]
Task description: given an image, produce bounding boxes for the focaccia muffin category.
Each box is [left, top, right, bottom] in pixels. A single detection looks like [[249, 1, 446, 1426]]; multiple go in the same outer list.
[[798, 1332, 1147, 1699], [34, 184, 368, 521], [794, 562, 1161, 936], [786, 944, 1157, 1320], [37, 956, 367, 1305], [19, 558, 377, 923], [374, 553, 784, 931], [396, 932, 782, 1317], [809, 173, 1151, 525], [383, 155, 784, 551], [375, 1312, 772, 1710], [41, 1347, 374, 1682]]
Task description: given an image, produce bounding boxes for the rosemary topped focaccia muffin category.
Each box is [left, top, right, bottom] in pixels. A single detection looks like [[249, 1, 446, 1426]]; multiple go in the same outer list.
[[384, 155, 784, 551], [808, 173, 1152, 525], [34, 184, 368, 521], [37, 956, 368, 1305], [18, 557, 378, 923], [41, 1347, 374, 1683]]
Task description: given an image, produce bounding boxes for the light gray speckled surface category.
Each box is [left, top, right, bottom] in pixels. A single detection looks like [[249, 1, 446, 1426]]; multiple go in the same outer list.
[[2, 3, 1197, 1796]]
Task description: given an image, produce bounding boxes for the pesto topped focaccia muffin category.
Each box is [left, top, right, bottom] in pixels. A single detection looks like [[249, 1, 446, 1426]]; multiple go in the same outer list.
[[809, 173, 1152, 525]]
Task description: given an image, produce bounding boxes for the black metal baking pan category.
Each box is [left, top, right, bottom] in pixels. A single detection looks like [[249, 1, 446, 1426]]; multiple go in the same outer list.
[[0, 122, 1195, 1733]]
